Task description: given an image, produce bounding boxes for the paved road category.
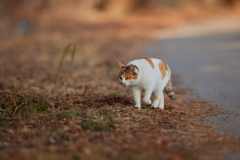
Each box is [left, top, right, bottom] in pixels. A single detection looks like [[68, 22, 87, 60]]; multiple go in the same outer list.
[[144, 18, 240, 137]]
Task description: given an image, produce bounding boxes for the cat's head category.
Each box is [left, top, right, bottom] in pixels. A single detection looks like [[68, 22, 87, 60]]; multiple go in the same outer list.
[[118, 62, 139, 86]]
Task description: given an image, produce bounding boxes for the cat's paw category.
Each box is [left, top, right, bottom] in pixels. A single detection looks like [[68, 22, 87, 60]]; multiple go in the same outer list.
[[158, 105, 164, 110], [151, 101, 159, 108], [143, 99, 152, 105], [151, 104, 164, 109], [133, 105, 141, 109], [151, 105, 158, 109]]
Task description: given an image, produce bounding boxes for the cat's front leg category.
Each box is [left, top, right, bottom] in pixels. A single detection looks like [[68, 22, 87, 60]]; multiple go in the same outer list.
[[131, 87, 141, 108], [143, 88, 153, 105]]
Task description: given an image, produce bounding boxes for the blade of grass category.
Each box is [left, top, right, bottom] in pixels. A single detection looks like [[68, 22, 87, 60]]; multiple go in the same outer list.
[[54, 43, 76, 85]]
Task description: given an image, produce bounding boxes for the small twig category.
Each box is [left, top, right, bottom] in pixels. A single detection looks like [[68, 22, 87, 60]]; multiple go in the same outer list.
[[54, 43, 76, 85], [12, 102, 26, 115]]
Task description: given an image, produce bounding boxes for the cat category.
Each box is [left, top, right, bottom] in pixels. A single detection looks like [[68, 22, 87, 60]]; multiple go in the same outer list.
[[118, 57, 176, 109]]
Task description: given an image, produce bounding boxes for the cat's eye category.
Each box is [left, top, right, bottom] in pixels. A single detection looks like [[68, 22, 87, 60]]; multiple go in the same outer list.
[[119, 77, 122, 80], [125, 77, 129, 80]]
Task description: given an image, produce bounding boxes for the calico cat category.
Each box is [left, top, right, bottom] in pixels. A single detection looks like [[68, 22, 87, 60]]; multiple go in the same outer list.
[[118, 58, 176, 109]]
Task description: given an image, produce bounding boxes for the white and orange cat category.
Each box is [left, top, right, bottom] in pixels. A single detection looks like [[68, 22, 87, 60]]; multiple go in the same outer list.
[[118, 58, 176, 109]]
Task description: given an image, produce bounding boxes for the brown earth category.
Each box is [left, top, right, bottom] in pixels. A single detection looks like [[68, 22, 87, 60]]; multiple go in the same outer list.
[[0, 3, 240, 160]]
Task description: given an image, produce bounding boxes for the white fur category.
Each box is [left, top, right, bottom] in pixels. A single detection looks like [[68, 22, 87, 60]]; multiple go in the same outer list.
[[119, 58, 171, 109]]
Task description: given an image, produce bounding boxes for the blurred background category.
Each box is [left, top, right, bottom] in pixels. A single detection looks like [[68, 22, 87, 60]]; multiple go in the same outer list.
[[0, 0, 239, 92]]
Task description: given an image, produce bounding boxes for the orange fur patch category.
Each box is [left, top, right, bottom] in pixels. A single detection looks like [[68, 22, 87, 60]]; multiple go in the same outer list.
[[166, 63, 170, 75], [118, 68, 125, 78], [124, 72, 138, 80], [118, 66, 138, 80], [154, 96, 159, 100], [159, 60, 166, 80], [144, 58, 154, 69]]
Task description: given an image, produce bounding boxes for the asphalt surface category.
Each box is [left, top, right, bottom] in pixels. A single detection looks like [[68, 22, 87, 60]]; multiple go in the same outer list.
[[144, 18, 240, 137]]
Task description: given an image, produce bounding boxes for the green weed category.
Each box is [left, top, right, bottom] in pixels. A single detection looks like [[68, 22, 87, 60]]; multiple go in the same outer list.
[[78, 109, 115, 131], [109, 91, 121, 96], [80, 119, 114, 131], [96, 110, 115, 123], [57, 111, 72, 120], [38, 114, 54, 121], [81, 99, 101, 108], [74, 108, 88, 118], [0, 93, 51, 119], [56, 108, 88, 120]]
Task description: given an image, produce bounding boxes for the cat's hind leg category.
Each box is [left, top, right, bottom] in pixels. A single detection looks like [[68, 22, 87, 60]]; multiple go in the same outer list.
[[151, 90, 162, 108], [158, 92, 164, 109], [151, 96, 160, 108]]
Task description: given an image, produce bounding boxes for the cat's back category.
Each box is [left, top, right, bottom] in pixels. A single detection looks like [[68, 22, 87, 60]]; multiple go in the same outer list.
[[129, 58, 161, 72]]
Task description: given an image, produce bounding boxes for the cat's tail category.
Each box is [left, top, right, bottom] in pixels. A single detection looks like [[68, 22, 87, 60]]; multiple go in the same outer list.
[[164, 78, 176, 100]]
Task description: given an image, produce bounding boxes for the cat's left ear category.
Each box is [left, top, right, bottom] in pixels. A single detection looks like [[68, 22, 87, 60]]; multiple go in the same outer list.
[[129, 64, 139, 74], [119, 62, 125, 68], [129, 64, 135, 71]]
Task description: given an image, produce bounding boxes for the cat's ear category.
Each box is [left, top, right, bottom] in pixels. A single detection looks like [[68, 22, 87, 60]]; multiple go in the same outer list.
[[119, 62, 125, 68], [129, 64, 135, 71], [129, 64, 139, 74]]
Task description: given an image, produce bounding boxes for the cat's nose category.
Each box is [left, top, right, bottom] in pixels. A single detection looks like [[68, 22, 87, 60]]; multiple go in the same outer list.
[[121, 82, 126, 85]]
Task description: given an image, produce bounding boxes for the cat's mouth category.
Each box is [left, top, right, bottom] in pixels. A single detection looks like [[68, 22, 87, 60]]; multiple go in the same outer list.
[[121, 82, 127, 86]]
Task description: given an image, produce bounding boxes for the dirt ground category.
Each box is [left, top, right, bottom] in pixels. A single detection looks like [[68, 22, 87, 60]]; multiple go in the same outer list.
[[0, 2, 240, 160]]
